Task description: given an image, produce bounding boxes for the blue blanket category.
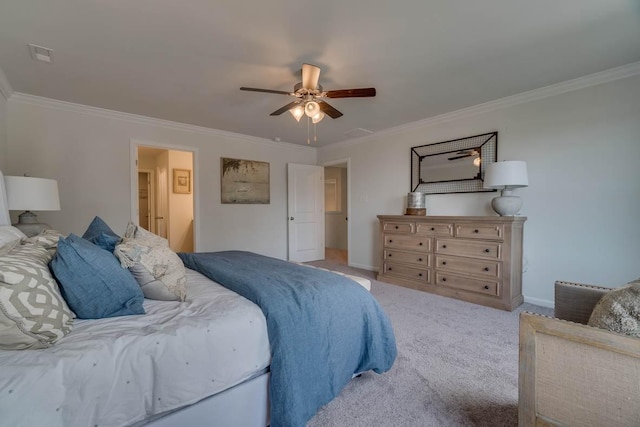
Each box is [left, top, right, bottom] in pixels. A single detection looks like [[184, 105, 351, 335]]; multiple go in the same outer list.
[[178, 251, 397, 427]]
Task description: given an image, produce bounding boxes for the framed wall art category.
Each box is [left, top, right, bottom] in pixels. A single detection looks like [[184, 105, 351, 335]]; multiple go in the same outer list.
[[221, 157, 270, 204], [172, 168, 192, 194]]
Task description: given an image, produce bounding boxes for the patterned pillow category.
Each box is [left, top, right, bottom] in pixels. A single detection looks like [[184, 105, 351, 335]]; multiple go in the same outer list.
[[588, 278, 640, 337], [115, 223, 186, 301], [0, 242, 74, 350]]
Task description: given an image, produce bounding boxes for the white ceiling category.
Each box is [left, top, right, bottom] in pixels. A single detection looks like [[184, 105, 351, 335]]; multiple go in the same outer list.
[[0, 1, 639, 147]]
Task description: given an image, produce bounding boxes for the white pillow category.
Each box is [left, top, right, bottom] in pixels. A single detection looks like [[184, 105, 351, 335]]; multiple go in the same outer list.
[[0, 226, 27, 247], [116, 222, 186, 301]]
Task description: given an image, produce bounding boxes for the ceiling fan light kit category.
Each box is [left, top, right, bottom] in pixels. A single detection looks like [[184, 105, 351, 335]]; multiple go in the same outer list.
[[240, 63, 376, 143]]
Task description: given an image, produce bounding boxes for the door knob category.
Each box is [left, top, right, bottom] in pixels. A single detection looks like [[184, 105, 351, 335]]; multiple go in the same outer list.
[[289, 217, 294, 220]]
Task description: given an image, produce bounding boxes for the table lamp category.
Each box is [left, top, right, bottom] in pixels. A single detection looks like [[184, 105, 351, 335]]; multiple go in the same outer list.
[[483, 161, 528, 216], [4, 175, 60, 236]]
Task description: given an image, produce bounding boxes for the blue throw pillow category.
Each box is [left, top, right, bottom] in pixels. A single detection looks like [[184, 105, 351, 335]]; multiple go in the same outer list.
[[50, 234, 145, 319], [82, 216, 120, 252]]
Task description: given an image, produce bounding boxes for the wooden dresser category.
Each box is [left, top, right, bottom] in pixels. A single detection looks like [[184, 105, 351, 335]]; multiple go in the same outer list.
[[377, 215, 526, 311]]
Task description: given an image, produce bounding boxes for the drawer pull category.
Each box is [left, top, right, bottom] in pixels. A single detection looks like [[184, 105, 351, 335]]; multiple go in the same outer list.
[[483, 285, 490, 290], [418, 242, 423, 246], [388, 254, 392, 257], [395, 225, 399, 229], [483, 267, 489, 271], [389, 239, 393, 243], [430, 227, 435, 231], [484, 248, 490, 253], [442, 261, 447, 265], [418, 273, 423, 277], [474, 229, 479, 233], [442, 277, 447, 282], [388, 267, 392, 271], [418, 258, 423, 262], [442, 244, 447, 249]]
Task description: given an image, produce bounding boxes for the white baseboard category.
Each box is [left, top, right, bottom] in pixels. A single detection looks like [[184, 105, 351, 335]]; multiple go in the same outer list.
[[348, 262, 377, 272], [524, 295, 554, 309]]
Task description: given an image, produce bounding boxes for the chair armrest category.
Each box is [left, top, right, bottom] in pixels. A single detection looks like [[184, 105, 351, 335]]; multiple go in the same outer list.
[[554, 281, 611, 324], [519, 312, 640, 426]]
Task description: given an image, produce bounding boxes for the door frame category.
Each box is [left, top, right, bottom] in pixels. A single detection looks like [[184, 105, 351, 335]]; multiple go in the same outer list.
[[130, 139, 200, 251], [137, 169, 156, 234], [321, 158, 351, 266]]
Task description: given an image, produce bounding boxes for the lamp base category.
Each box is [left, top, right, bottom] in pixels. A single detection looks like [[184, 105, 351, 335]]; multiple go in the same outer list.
[[491, 190, 523, 216], [12, 211, 51, 237]]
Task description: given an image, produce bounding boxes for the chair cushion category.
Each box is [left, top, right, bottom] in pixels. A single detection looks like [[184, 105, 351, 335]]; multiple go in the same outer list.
[[50, 234, 145, 319], [0, 241, 74, 350], [588, 278, 640, 337]]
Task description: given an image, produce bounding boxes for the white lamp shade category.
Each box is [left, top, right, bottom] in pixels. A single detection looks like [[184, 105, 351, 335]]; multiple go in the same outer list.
[[483, 161, 528, 189], [4, 176, 61, 211]]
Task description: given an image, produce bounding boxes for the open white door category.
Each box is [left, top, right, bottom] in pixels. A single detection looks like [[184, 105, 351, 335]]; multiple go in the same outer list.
[[287, 163, 324, 262]]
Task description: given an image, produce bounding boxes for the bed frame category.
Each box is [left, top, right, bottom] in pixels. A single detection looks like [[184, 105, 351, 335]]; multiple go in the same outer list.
[[144, 373, 270, 427]]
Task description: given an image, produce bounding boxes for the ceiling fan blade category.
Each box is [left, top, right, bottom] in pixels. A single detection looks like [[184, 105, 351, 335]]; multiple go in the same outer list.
[[326, 88, 376, 98], [448, 154, 473, 161], [302, 64, 321, 90], [318, 101, 343, 119], [240, 87, 292, 95], [270, 101, 301, 116]]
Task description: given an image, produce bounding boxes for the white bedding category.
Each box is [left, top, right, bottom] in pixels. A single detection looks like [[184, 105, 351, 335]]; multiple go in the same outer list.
[[0, 269, 271, 427]]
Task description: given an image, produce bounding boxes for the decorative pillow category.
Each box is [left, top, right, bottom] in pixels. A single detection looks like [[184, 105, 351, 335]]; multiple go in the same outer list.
[[115, 223, 186, 301], [0, 241, 74, 350], [82, 216, 121, 252], [588, 278, 640, 337], [23, 229, 66, 256], [123, 221, 168, 246], [0, 225, 27, 247], [50, 234, 145, 319]]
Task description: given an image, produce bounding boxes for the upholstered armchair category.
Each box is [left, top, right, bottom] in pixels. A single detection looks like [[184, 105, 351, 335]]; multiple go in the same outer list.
[[519, 281, 640, 426]]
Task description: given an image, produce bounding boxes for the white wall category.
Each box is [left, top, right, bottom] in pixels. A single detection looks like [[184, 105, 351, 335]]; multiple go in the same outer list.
[[325, 167, 348, 250], [6, 95, 316, 260], [168, 150, 194, 253], [318, 74, 640, 306], [0, 90, 7, 171]]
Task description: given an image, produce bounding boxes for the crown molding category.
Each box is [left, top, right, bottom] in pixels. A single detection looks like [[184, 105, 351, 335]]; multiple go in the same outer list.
[[0, 66, 13, 101], [8, 92, 315, 153], [321, 61, 640, 151]]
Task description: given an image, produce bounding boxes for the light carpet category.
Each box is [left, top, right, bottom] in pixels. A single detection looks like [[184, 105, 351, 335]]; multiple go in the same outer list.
[[305, 261, 553, 427]]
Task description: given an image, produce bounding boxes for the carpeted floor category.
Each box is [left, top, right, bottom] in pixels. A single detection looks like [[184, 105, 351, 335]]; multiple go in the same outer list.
[[304, 261, 553, 427]]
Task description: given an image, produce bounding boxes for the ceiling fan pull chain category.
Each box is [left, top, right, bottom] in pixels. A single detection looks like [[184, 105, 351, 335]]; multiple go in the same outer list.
[[307, 116, 310, 145], [314, 122, 317, 143]]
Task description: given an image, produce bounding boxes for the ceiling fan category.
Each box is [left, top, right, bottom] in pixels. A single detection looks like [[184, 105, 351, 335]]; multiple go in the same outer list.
[[448, 150, 479, 161], [240, 63, 376, 123]]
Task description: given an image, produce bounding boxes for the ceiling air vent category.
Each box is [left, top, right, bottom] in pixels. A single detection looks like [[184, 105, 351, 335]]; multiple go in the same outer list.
[[344, 128, 373, 139], [28, 44, 54, 63]]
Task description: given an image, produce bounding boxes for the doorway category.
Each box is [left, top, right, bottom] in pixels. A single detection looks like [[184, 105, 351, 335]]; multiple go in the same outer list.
[[323, 159, 349, 266], [133, 144, 195, 252]]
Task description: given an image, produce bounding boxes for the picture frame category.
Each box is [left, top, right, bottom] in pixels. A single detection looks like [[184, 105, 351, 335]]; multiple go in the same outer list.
[[220, 157, 270, 204], [173, 168, 192, 194]]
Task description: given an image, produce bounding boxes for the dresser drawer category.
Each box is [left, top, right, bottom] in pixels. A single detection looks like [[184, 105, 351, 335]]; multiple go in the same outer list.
[[384, 249, 430, 267], [435, 272, 499, 296], [435, 255, 501, 278], [383, 262, 430, 283], [435, 239, 502, 260], [455, 223, 504, 240], [384, 234, 431, 252], [415, 222, 454, 236], [382, 221, 414, 233]]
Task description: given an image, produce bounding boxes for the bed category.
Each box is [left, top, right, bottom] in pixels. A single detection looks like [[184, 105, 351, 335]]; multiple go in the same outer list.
[[0, 170, 396, 427]]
